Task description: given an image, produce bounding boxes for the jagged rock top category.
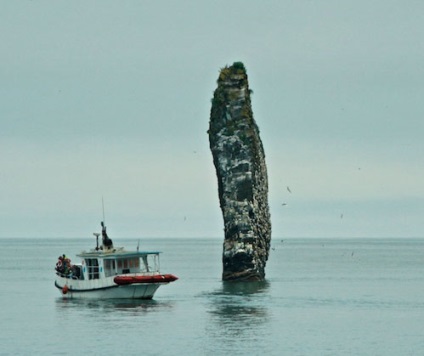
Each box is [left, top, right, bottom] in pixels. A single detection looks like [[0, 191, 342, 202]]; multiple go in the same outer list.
[[209, 62, 257, 139]]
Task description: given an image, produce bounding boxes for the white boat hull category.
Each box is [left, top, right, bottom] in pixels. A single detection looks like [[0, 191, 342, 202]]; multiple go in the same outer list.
[[55, 276, 163, 300]]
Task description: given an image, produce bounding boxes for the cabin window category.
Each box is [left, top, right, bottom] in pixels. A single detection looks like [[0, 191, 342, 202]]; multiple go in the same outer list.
[[85, 259, 100, 280], [104, 259, 116, 277], [117, 259, 127, 273], [128, 258, 139, 268], [116, 258, 141, 274], [140, 254, 160, 273]]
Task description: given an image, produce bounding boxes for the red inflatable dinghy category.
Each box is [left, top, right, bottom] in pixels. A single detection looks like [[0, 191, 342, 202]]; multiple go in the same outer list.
[[114, 274, 178, 285]]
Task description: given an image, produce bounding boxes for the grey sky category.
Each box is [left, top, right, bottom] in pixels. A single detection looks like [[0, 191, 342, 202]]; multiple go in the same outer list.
[[1, 1, 423, 238]]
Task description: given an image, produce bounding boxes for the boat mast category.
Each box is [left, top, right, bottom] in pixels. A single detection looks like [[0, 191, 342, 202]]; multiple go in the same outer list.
[[102, 196, 106, 225]]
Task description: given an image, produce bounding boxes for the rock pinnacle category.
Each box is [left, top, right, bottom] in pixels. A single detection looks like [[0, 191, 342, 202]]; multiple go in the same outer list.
[[208, 62, 271, 281]]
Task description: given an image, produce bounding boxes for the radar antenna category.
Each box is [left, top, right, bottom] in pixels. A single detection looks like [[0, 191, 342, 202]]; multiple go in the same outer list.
[[93, 233, 100, 250]]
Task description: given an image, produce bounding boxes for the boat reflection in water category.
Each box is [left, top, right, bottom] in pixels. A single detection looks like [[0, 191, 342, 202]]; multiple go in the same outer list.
[[55, 297, 175, 314]]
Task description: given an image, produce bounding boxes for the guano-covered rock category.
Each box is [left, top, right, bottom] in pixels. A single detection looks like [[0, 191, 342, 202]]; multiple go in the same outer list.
[[208, 62, 271, 281]]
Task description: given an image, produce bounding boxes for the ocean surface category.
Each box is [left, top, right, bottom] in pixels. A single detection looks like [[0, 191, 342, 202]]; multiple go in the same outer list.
[[0, 237, 423, 355]]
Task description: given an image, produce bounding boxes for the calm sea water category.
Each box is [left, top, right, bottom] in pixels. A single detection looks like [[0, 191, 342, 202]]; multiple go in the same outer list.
[[0, 237, 423, 355]]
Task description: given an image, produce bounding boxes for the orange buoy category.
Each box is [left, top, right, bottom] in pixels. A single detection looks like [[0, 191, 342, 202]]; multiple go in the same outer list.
[[62, 285, 69, 295]]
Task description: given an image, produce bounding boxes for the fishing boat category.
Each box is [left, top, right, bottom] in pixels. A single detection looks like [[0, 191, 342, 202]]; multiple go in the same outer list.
[[54, 221, 178, 299]]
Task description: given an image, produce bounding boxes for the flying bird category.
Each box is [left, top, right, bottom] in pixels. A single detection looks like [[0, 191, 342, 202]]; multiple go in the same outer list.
[[286, 186, 292, 193]]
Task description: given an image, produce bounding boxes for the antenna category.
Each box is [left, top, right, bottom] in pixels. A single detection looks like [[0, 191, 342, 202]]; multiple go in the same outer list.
[[102, 196, 105, 224]]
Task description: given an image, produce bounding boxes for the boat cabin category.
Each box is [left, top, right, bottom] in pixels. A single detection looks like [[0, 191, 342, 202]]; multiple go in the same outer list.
[[55, 251, 161, 281]]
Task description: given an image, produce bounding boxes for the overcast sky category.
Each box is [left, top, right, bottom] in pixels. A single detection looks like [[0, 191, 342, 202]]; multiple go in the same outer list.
[[1, 1, 423, 238]]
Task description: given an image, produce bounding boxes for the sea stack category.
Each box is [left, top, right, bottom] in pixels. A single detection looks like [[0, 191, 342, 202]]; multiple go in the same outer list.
[[208, 62, 271, 281]]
